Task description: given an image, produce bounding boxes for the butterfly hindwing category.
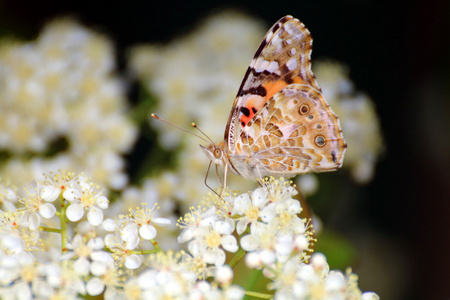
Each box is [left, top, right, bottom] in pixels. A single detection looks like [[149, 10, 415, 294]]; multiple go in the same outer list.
[[230, 84, 346, 179]]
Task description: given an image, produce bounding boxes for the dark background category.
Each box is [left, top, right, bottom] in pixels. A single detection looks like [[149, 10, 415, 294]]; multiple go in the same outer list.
[[1, 1, 449, 299]]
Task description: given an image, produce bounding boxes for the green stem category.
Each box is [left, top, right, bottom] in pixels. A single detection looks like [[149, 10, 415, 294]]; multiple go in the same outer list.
[[59, 195, 68, 253], [229, 248, 246, 269], [39, 226, 61, 233], [244, 291, 273, 299], [150, 239, 161, 252]]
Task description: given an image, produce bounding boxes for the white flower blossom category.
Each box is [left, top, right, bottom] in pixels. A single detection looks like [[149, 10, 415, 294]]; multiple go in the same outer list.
[[63, 176, 108, 226], [232, 187, 269, 234], [61, 234, 111, 276], [105, 230, 141, 269], [120, 203, 171, 241]]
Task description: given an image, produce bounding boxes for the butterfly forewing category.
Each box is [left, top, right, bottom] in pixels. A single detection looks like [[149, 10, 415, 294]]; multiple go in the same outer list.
[[223, 15, 346, 180]]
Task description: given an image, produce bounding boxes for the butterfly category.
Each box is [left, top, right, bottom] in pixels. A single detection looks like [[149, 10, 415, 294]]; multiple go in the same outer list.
[[199, 15, 347, 192]]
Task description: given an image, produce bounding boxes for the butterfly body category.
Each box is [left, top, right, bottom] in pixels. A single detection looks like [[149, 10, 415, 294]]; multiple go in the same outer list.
[[202, 15, 346, 183]]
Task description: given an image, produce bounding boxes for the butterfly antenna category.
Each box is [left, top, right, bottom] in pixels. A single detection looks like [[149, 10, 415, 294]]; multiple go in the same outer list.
[[191, 122, 215, 145], [150, 114, 209, 143]]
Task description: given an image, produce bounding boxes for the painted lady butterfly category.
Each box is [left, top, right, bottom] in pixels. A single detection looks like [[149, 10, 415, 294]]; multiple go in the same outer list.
[[201, 15, 347, 189]]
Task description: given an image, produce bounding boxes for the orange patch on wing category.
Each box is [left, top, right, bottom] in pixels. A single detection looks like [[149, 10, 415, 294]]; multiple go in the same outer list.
[[263, 80, 289, 100], [239, 95, 265, 127], [292, 77, 304, 84]]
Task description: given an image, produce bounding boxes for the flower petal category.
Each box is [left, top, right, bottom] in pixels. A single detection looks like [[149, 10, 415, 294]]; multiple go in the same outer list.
[[39, 203, 56, 219], [96, 195, 109, 209], [152, 217, 171, 226], [125, 254, 142, 269], [252, 187, 268, 207], [40, 186, 60, 202], [236, 219, 250, 235], [232, 193, 251, 215], [240, 234, 258, 251], [87, 206, 103, 226], [73, 257, 90, 276], [86, 277, 105, 296], [63, 188, 81, 202], [102, 218, 116, 231], [139, 224, 157, 240], [66, 203, 85, 222], [27, 213, 40, 230], [221, 235, 238, 253]]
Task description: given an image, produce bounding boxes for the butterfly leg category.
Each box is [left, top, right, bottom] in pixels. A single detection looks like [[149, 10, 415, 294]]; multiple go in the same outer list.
[[220, 163, 228, 198], [205, 161, 220, 197], [215, 164, 223, 188]]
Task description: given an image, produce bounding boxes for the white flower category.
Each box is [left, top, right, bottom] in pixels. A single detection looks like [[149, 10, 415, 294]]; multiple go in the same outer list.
[[191, 281, 245, 300], [105, 231, 141, 269], [120, 203, 171, 241], [267, 253, 379, 299], [187, 219, 238, 266], [19, 184, 58, 230], [61, 234, 111, 276], [177, 205, 217, 243], [232, 187, 269, 234], [63, 176, 109, 226], [138, 251, 198, 298], [85, 259, 123, 296]]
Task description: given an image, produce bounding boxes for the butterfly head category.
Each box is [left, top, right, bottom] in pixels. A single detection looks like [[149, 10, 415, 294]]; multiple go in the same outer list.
[[200, 143, 226, 167]]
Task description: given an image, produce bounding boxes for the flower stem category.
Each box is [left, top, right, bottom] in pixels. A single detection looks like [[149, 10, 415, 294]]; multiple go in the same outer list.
[[150, 239, 161, 251], [244, 291, 273, 299], [229, 247, 246, 268], [59, 194, 68, 253], [39, 226, 61, 233]]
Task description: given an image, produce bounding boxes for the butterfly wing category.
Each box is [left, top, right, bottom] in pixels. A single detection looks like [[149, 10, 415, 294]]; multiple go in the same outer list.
[[225, 15, 319, 152], [225, 15, 346, 180], [230, 84, 346, 179]]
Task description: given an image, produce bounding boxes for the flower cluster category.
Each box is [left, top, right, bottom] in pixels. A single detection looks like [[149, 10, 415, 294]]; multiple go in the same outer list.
[[0, 172, 378, 299], [0, 18, 137, 190], [0, 171, 171, 298]]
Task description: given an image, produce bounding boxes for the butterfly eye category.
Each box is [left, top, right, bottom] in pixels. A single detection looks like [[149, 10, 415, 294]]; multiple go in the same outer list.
[[214, 148, 222, 159]]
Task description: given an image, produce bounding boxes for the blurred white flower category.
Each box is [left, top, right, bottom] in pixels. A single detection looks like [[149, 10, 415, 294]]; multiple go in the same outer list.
[[128, 11, 262, 207], [0, 181, 18, 211], [269, 253, 379, 300], [313, 61, 384, 184], [0, 18, 137, 190], [61, 234, 111, 276]]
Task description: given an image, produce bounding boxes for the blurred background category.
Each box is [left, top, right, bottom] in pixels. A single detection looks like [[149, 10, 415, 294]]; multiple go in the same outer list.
[[0, 0, 449, 299]]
